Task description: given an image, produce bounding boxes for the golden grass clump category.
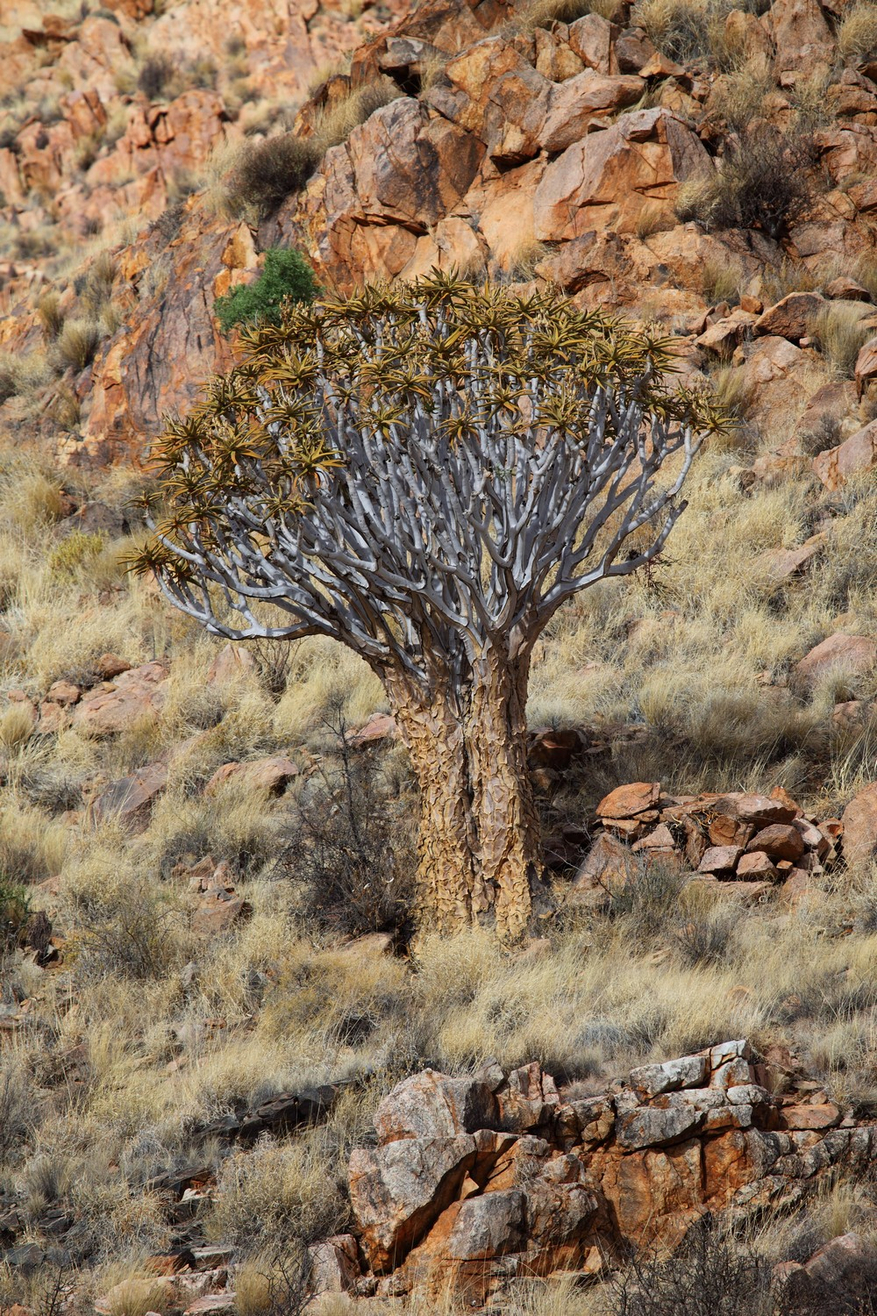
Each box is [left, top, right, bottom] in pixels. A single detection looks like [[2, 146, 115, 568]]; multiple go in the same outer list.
[[209, 1127, 349, 1252], [839, 1, 877, 64], [810, 301, 876, 377], [51, 317, 102, 373]]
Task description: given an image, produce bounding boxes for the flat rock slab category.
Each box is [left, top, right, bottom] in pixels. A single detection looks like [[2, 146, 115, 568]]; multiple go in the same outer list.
[[841, 781, 877, 866], [795, 632, 877, 690]]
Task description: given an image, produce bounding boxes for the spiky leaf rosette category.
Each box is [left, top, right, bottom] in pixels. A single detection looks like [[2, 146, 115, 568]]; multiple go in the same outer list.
[[131, 272, 725, 681]]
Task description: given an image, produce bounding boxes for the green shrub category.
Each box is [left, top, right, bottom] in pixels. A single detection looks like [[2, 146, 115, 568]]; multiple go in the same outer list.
[[214, 248, 318, 333], [0, 878, 30, 951]]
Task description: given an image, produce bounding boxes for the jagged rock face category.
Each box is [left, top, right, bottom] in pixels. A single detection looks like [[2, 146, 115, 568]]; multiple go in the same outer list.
[[346, 1041, 877, 1301]]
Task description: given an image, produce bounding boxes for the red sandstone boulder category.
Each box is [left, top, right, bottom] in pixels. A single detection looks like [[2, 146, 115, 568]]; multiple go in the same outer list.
[[597, 781, 661, 819], [813, 419, 877, 489], [794, 632, 877, 690], [755, 292, 826, 341], [375, 1071, 498, 1144], [533, 107, 712, 240], [297, 97, 484, 293], [206, 644, 258, 686], [191, 893, 253, 937], [699, 845, 743, 873], [746, 825, 806, 862], [90, 761, 169, 831], [710, 793, 798, 826], [205, 755, 298, 797], [841, 781, 877, 866], [72, 660, 169, 736]]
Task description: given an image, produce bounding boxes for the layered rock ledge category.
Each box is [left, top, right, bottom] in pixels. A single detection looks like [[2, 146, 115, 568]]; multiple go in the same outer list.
[[336, 1040, 876, 1303]]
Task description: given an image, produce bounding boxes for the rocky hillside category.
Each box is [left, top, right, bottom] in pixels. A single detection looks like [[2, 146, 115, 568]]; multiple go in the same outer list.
[[1, 0, 877, 1311]]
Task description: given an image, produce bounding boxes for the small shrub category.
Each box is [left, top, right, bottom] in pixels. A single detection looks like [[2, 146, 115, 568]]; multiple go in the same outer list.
[[604, 859, 686, 943], [798, 411, 842, 457], [673, 908, 734, 965], [105, 1277, 176, 1316], [0, 354, 19, 403], [234, 1251, 310, 1316], [635, 0, 715, 64], [701, 255, 743, 305], [210, 1131, 348, 1254], [80, 250, 116, 315], [149, 202, 186, 245], [52, 317, 102, 372], [0, 704, 36, 754], [0, 877, 30, 952], [214, 248, 318, 333], [311, 79, 401, 154], [37, 291, 64, 340], [0, 1055, 33, 1163], [280, 713, 416, 940], [760, 257, 821, 304], [48, 530, 105, 576], [223, 134, 320, 222], [707, 60, 774, 132], [810, 302, 875, 377], [66, 881, 181, 983], [839, 2, 877, 65], [510, 0, 605, 30], [506, 238, 548, 283], [137, 54, 175, 100], [709, 364, 755, 422], [610, 1219, 773, 1316], [676, 125, 812, 239]]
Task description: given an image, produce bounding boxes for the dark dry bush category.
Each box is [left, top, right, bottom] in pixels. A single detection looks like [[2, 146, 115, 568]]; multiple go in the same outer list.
[[0, 1057, 33, 1162], [66, 887, 180, 982], [678, 126, 814, 240], [224, 134, 320, 221], [672, 911, 734, 966], [603, 859, 687, 942], [611, 1218, 773, 1316], [278, 715, 416, 941], [137, 54, 175, 100]]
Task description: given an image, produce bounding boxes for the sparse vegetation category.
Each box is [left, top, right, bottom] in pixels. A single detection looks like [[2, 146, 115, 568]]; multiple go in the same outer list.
[[310, 77, 402, 152], [51, 317, 102, 372], [839, 2, 877, 65], [137, 53, 175, 100], [2, 0, 877, 1307], [676, 125, 813, 238], [810, 301, 876, 377]]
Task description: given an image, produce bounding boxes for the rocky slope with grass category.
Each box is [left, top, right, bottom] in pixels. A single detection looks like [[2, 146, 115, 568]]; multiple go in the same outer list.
[[1, 0, 877, 1312]]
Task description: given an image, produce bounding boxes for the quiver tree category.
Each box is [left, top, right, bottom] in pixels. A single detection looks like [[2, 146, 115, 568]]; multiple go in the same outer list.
[[133, 274, 724, 940]]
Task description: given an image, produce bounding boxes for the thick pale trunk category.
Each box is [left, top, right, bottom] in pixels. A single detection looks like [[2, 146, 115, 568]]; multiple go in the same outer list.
[[384, 655, 539, 941]]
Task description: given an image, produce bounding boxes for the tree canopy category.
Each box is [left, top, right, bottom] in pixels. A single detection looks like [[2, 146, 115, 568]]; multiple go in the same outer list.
[[134, 273, 724, 678]]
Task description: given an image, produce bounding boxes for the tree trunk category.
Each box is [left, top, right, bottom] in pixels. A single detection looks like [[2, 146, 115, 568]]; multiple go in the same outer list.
[[384, 652, 539, 941]]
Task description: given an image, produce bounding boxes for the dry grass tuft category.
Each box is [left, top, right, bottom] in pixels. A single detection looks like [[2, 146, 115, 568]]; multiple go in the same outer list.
[[701, 255, 743, 305], [839, 2, 877, 64], [809, 301, 876, 377], [310, 78, 403, 154], [221, 134, 321, 223], [51, 317, 102, 373]]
